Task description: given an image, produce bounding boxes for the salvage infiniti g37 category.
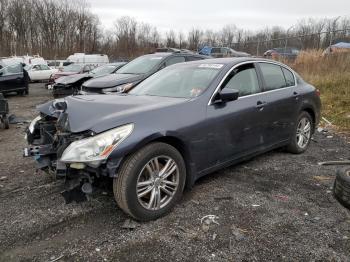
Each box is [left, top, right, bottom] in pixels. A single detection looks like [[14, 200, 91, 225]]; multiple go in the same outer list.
[[24, 58, 321, 221]]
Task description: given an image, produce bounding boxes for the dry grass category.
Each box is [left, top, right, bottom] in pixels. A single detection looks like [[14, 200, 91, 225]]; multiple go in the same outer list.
[[286, 50, 350, 131]]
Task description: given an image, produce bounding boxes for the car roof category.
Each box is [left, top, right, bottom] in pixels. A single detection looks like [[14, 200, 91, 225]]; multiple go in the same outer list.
[[171, 57, 289, 67]]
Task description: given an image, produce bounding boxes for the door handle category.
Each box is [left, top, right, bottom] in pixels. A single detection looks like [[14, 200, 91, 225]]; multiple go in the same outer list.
[[293, 91, 299, 101], [256, 100, 268, 110]]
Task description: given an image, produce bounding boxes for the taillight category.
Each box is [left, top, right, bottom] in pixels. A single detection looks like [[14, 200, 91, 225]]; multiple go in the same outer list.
[[315, 89, 320, 96]]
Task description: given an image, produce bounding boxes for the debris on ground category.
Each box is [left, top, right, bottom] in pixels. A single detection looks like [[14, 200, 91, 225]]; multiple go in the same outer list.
[[200, 215, 219, 225], [0, 176, 7, 181], [313, 175, 333, 181], [318, 160, 350, 166], [231, 225, 247, 241], [121, 219, 139, 230], [8, 114, 30, 124], [322, 117, 333, 126]]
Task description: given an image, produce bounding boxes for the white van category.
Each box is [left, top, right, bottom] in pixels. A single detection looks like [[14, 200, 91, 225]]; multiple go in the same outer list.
[[66, 53, 109, 67]]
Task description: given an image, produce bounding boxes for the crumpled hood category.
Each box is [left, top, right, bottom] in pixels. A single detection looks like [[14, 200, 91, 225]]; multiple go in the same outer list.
[[83, 73, 145, 89], [37, 94, 187, 133], [55, 73, 90, 85]]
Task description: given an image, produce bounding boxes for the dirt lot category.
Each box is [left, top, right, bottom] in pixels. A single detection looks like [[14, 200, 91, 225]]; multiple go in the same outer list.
[[0, 83, 349, 262]]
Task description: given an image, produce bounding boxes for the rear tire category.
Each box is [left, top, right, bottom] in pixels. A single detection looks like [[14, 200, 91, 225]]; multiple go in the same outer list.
[[3, 117, 9, 129], [113, 142, 186, 221], [286, 111, 313, 154], [333, 167, 350, 209]]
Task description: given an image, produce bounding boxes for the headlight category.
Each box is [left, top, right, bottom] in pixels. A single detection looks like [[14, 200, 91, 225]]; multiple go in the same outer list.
[[102, 82, 134, 94], [60, 124, 134, 164], [29, 116, 41, 133]]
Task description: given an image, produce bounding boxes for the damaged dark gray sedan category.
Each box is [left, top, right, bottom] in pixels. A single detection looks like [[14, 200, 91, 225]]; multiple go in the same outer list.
[[24, 58, 321, 221]]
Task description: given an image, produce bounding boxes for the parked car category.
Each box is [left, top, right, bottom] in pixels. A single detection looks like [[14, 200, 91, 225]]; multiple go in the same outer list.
[[199, 46, 251, 58], [0, 55, 46, 68], [47, 60, 73, 70], [52, 62, 127, 97], [81, 52, 209, 94], [24, 58, 321, 221], [47, 64, 96, 89], [25, 64, 58, 82], [66, 53, 109, 66], [264, 48, 300, 60], [0, 63, 29, 95]]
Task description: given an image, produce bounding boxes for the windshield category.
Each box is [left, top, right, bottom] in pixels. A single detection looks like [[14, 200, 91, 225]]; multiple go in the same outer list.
[[0, 63, 23, 75], [117, 55, 164, 75], [62, 64, 82, 72], [129, 64, 221, 98], [90, 65, 117, 76]]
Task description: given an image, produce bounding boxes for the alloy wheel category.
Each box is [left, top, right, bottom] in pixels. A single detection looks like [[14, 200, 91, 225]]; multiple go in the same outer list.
[[136, 156, 179, 211], [296, 117, 311, 149]]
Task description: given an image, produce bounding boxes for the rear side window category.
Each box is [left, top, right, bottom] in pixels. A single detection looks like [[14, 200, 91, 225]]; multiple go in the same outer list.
[[186, 56, 204, 61], [165, 56, 185, 67], [259, 63, 287, 91], [282, 67, 295, 87], [222, 64, 260, 97]]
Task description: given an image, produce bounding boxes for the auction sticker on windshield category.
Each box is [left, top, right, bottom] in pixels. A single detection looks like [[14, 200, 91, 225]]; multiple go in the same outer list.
[[198, 64, 224, 69]]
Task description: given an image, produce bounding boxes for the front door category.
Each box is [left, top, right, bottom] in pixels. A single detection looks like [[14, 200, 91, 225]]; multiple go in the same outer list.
[[205, 63, 269, 169]]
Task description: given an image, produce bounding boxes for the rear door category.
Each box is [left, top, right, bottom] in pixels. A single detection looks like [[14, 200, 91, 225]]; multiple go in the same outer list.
[[0, 64, 24, 93], [256, 62, 300, 145]]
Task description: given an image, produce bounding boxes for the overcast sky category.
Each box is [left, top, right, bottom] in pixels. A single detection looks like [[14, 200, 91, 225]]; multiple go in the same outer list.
[[89, 0, 348, 33]]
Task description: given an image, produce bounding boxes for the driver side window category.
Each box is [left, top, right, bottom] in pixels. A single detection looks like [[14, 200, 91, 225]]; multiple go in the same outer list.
[[222, 64, 260, 97]]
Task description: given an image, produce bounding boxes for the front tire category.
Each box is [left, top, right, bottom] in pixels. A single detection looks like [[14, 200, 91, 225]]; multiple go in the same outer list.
[[286, 111, 313, 154], [113, 142, 186, 221], [334, 167, 350, 209]]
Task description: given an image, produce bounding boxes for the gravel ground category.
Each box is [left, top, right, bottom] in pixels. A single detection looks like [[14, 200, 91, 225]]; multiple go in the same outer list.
[[0, 83, 349, 262]]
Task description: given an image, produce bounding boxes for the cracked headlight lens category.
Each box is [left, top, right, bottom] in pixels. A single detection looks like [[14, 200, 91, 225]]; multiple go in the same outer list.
[[60, 124, 134, 163]]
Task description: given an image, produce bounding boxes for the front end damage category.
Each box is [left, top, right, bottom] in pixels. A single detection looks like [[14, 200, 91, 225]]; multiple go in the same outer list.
[[24, 99, 121, 202]]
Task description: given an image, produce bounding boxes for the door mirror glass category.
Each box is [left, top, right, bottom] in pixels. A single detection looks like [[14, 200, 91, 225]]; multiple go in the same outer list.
[[215, 88, 239, 103]]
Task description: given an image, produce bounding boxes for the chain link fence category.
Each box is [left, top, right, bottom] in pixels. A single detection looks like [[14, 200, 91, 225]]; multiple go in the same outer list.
[[230, 29, 350, 57]]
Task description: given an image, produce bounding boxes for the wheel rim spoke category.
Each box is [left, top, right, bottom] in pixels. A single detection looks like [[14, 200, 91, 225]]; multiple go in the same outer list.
[[137, 180, 154, 198], [297, 117, 311, 148], [160, 159, 176, 179], [137, 156, 179, 211]]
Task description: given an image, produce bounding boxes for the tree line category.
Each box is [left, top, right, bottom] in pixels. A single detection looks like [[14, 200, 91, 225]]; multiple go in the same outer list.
[[1, 0, 350, 60]]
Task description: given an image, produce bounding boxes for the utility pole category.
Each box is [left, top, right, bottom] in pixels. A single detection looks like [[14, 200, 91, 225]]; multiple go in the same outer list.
[[284, 25, 295, 54], [329, 16, 341, 50]]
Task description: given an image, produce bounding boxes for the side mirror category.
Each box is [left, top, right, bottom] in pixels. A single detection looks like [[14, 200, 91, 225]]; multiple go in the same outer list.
[[0, 71, 3, 76], [215, 88, 239, 103]]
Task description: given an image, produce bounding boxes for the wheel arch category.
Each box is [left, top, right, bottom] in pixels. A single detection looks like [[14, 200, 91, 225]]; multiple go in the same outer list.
[[114, 134, 195, 189], [301, 106, 316, 131]]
